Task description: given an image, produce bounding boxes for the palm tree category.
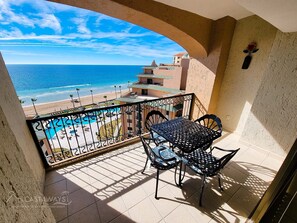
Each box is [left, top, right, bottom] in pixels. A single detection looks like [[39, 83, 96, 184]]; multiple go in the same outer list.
[[31, 98, 38, 116], [128, 81, 131, 92], [114, 85, 117, 98], [76, 88, 82, 106], [90, 90, 94, 104], [70, 94, 75, 108], [103, 95, 107, 106], [119, 85, 122, 97], [18, 96, 25, 104]]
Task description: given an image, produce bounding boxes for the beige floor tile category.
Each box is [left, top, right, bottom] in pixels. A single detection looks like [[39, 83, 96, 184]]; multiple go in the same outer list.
[[68, 203, 100, 223], [67, 188, 96, 215], [128, 197, 162, 223], [227, 186, 260, 218], [50, 206, 68, 222], [88, 167, 109, 183], [57, 218, 69, 223], [148, 186, 181, 218], [97, 196, 127, 223], [261, 154, 284, 172], [208, 203, 248, 223], [164, 204, 202, 223], [44, 179, 67, 197], [109, 212, 134, 223], [43, 134, 282, 223], [45, 170, 66, 186], [66, 174, 92, 194], [121, 185, 147, 209]]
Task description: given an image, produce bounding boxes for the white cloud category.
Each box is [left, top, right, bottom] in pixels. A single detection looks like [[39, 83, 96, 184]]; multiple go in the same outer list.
[[72, 17, 91, 34], [0, 0, 62, 33], [38, 14, 62, 34]]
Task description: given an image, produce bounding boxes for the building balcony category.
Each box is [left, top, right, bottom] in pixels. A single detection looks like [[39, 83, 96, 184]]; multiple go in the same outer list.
[[137, 74, 173, 79], [25, 93, 285, 222], [44, 132, 284, 222], [131, 83, 182, 94]]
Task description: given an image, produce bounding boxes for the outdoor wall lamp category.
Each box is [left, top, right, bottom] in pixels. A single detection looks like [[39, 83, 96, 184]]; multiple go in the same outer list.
[[242, 42, 259, 69]]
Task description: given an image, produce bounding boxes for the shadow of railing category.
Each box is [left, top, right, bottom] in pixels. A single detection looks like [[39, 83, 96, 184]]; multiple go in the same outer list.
[[43, 140, 279, 223]]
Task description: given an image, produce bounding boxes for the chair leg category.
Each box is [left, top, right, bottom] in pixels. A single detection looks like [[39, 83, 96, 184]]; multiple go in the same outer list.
[[142, 157, 149, 174], [155, 169, 160, 200], [218, 174, 224, 191], [199, 175, 206, 206]]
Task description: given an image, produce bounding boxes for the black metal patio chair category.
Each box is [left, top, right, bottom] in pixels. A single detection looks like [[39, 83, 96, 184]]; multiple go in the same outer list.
[[140, 136, 181, 199], [184, 146, 240, 206], [194, 114, 223, 151], [145, 110, 169, 145], [142, 110, 169, 172]]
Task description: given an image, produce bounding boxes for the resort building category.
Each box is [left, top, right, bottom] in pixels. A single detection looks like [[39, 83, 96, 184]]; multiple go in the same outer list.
[[1, 1, 297, 223], [119, 55, 190, 137], [128, 54, 190, 99]]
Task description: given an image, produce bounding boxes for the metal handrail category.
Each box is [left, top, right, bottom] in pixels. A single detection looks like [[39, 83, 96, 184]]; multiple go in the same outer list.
[[27, 93, 194, 167]]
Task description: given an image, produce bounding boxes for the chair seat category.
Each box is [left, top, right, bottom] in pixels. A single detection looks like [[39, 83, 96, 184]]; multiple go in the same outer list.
[[152, 132, 167, 144], [185, 149, 220, 176], [152, 145, 181, 169]]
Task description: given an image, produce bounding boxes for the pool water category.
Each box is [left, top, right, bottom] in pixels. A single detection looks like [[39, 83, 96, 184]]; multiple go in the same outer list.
[[45, 115, 97, 139]]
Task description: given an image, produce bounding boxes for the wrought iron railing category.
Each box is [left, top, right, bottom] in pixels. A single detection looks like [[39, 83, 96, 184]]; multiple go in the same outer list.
[[27, 93, 194, 167]]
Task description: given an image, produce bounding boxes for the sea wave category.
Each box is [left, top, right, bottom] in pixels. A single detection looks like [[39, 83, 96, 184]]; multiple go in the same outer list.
[[48, 84, 91, 90], [19, 90, 75, 99]]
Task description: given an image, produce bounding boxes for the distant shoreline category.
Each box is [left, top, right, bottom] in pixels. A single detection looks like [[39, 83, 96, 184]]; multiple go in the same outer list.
[[23, 89, 129, 117]]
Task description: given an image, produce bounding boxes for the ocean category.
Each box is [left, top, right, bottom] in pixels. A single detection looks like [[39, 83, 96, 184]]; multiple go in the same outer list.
[[6, 64, 141, 106]]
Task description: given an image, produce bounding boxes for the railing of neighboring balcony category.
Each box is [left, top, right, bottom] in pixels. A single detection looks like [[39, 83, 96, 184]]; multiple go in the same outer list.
[[27, 93, 195, 168]]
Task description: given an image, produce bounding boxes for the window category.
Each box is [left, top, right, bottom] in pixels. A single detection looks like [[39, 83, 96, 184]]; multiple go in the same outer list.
[[147, 79, 153, 84], [127, 127, 133, 130], [142, 89, 148, 95], [127, 119, 133, 123]]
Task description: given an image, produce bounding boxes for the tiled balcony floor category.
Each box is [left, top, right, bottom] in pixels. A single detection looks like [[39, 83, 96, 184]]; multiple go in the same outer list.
[[44, 133, 285, 223]]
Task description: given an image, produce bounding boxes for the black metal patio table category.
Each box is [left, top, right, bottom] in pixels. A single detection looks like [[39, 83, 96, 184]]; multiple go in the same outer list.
[[151, 117, 222, 186], [151, 117, 222, 153]]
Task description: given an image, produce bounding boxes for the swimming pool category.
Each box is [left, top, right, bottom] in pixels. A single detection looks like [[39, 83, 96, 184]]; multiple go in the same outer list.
[[45, 114, 97, 139], [45, 108, 120, 139]]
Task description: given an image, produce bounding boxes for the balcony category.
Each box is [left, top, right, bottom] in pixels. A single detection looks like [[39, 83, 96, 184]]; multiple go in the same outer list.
[[44, 132, 284, 222], [137, 74, 173, 79], [25, 94, 284, 222], [130, 82, 182, 95]]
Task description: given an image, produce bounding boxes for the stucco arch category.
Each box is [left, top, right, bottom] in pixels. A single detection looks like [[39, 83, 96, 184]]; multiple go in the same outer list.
[[50, 0, 213, 58]]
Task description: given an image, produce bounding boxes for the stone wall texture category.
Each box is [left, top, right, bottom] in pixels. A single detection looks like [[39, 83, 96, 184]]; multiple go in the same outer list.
[[0, 55, 45, 187], [0, 54, 55, 222], [0, 108, 55, 222]]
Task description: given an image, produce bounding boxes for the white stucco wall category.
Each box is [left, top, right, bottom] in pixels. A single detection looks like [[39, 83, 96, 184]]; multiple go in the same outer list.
[[216, 15, 277, 133], [241, 31, 297, 156]]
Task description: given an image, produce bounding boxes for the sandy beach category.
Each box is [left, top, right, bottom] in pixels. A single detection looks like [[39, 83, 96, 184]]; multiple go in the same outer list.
[[23, 89, 129, 117]]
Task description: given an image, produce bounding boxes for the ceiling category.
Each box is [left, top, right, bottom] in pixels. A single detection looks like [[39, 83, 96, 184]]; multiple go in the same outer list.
[[154, 0, 297, 32]]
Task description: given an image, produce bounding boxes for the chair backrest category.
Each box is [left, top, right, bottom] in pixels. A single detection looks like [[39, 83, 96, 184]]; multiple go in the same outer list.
[[195, 114, 222, 134], [218, 148, 240, 169], [145, 110, 168, 132], [140, 136, 155, 163], [189, 147, 240, 176]]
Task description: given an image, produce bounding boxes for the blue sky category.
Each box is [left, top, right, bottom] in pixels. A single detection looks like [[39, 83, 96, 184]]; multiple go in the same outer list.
[[0, 0, 184, 65]]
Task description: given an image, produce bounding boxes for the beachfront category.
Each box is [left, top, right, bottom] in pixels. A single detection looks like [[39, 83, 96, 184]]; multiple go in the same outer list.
[[23, 89, 129, 117]]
